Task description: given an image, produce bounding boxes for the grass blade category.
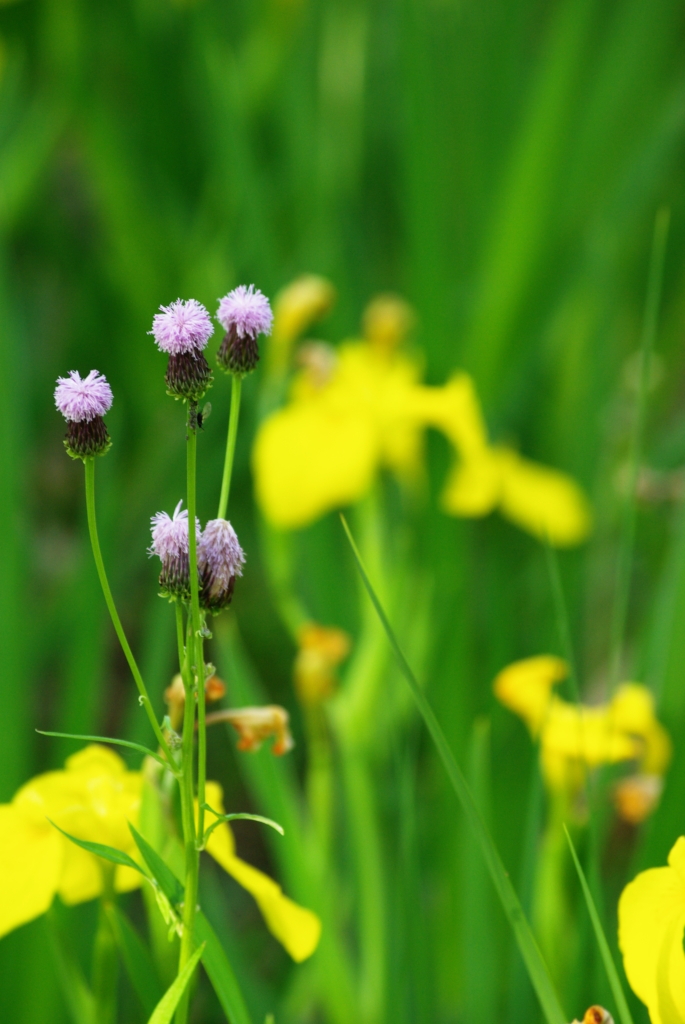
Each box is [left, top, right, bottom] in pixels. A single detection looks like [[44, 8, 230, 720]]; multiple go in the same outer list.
[[195, 912, 254, 1024], [201, 808, 284, 847], [563, 825, 635, 1024], [341, 515, 567, 1024], [48, 822, 147, 876], [105, 904, 164, 1016], [146, 943, 204, 1024]]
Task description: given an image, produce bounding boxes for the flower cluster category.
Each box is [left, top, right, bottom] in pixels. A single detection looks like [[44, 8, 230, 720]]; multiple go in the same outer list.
[[494, 655, 671, 820], [149, 503, 244, 611], [252, 283, 593, 546]]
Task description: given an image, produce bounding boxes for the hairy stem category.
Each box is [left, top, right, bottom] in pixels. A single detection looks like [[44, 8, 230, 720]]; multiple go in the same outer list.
[[84, 457, 174, 766]]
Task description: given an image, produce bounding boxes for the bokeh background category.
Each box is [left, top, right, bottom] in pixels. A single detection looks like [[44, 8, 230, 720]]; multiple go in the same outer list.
[[2, 0, 685, 1022]]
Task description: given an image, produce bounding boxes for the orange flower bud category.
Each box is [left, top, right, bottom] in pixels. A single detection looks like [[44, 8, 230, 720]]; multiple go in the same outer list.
[[294, 623, 351, 705]]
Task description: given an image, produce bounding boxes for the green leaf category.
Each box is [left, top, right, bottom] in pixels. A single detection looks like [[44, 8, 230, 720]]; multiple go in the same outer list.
[[36, 730, 174, 773], [201, 806, 284, 846], [105, 904, 164, 1016], [128, 822, 184, 906], [341, 515, 567, 1024], [563, 825, 635, 1024], [195, 912, 254, 1024], [48, 821, 148, 876], [146, 943, 205, 1024]]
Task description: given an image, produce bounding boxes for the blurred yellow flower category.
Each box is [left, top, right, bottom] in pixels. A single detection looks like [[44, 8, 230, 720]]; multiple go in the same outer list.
[[618, 836, 685, 1024], [0, 746, 321, 961], [253, 288, 592, 546], [269, 274, 336, 373], [203, 782, 321, 962], [0, 745, 142, 938], [294, 622, 351, 704], [494, 657, 671, 810]]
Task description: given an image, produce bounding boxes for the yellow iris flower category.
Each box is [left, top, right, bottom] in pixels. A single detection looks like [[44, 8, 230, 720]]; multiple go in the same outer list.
[[0, 746, 321, 962], [493, 657, 671, 801], [253, 289, 592, 546], [618, 837, 685, 1024]]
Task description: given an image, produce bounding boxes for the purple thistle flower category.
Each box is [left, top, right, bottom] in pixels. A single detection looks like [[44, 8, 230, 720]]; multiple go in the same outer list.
[[55, 370, 113, 460], [199, 518, 245, 613], [150, 299, 214, 355], [217, 285, 273, 339], [54, 370, 113, 423], [216, 285, 273, 376], [149, 501, 201, 600]]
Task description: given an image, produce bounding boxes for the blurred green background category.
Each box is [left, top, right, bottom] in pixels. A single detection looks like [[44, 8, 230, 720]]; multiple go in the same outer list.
[[2, 0, 685, 1021]]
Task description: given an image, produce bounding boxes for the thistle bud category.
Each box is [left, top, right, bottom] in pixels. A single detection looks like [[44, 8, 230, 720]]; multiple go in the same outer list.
[[54, 370, 113, 460], [216, 284, 273, 376], [149, 501, 200, 600], [198, 518, 245, 613], [150, 298, 214, 401]]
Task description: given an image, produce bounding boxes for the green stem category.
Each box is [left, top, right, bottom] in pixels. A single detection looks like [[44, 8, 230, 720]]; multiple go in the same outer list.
[[217, 374, 242, 520], [610, 207, 670, 687], [175, 406, 205, 1024], [92, 871, 118, 1024], [175, 602, 186, 685], [84, 457, 174, 767], [186, 411, 206, 845], [176, 645, 199, 1024]]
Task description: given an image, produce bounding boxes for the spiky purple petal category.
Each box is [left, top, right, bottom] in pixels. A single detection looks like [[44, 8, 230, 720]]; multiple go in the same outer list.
[[216, 285, 273, 339], [54, 370, 113, 423], [151, 299, 214, 355]]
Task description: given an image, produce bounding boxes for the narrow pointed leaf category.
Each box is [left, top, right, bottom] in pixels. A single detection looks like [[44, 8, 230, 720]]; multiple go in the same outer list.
[[195, 912, 254, 1024], [128, 822, 184, 906], [146, 943, 204, 1024], [105, 904, 164, 1016], [37, 730, 174, 772], [341, 515, 567, 1024], [202, 807, 284, 846], [564, 825, 635, 1024], [49, 821, 147, 876]]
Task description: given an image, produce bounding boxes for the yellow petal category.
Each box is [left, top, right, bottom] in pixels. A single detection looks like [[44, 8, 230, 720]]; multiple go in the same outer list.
[[0, 805, 63, 937], [495, 448, 593, 546], [14, 745, 143, 906], [619, 838, 685, 1024], [202, 783, 321, 961], [541, 700, 639, 767], [441, 451, 502, 516], [271, 276, 336, 353], [253, 401, 378, 528], [610, 684, 672, 775], [415, 373, 490, 456], [493, 655, 569, 734]]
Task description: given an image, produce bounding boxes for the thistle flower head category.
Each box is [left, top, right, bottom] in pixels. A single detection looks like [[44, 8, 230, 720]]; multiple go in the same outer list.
[[199, 518, 245, 613], [149, 501, 199, 560], [151, 299, 214, 355], [54, 370, 113, 423], [217, 285, 273, 339], [149, 501, 200, 600]]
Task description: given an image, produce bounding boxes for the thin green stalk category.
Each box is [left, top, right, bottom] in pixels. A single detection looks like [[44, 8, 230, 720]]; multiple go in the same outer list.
[[186, 410, 206, 845], [175, 602, 186, 682], [544, 540, 581, 705], [218, 374, 242, 520], [176, 405, 204, 1024], [92, 870, 118, 1024], [84, 457, 174, 766], [176, 652, 199, 1024], [610, 207, 670, 687]]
